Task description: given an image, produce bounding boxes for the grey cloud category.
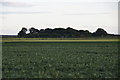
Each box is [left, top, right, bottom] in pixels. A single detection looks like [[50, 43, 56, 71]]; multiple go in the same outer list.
[[0, 1, 33, 7], [0, 11, 51, 14], [64, 13, 110, 15]]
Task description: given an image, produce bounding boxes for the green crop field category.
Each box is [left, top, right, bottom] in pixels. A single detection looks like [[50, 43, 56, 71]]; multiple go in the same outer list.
[[2, 38, 119, 78]]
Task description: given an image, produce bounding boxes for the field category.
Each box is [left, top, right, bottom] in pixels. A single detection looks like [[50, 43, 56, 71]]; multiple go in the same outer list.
[[2, 37, 119, 42], [2, 38, 119, 78]]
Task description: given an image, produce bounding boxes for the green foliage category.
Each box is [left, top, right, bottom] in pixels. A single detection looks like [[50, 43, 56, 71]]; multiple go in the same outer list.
[[17, 27, 112, 38], [2, 42, 118, 78], [93, 28, 108, 37], [17, 27, 27, 38]]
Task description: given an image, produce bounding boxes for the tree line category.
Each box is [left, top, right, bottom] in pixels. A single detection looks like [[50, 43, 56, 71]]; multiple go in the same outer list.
[[17, 27, 111, 38]]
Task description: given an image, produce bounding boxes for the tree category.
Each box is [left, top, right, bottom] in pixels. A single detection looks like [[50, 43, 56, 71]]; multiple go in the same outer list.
[[17, 27, 27, 38], [27, 27, 40, 38], [17, 27, 109, 38], [93, 28, 107, 37], [45, 28, 53, 33], [78, 30, 92, 37], [29, 27, 39, 34]]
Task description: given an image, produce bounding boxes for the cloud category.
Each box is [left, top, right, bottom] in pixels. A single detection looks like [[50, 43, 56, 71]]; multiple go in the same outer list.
[[0, 0, 51, 14], [0, 1, 33, 7], [0, 11, 51, 14], [64, 12, 110, 15]]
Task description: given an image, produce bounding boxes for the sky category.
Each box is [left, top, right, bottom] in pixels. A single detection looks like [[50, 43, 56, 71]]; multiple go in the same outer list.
[[0, 0, 119, 35]]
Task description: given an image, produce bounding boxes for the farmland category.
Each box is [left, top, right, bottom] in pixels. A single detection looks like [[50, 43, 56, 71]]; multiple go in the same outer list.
[[2, 38, 119, 78], [2, 37, 120, 42]]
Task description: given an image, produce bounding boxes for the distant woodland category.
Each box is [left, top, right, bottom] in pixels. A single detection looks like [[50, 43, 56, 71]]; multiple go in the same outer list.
[[17, 27, 117, 38]]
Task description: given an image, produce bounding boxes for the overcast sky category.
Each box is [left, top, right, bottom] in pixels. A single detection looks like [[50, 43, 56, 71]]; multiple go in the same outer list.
[[0, 0, 119, 35]]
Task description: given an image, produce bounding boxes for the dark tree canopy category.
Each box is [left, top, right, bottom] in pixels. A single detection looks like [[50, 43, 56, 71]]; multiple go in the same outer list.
[[93, 28, 108, 37], [17, 27, 27, 38], [17, 27, 110, 38], [29, 27, 39, 34]]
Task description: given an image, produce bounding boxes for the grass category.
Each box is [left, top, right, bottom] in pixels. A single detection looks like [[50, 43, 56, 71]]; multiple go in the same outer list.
[[2, 37, 120, 42], [2, 41, 119, 78]]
